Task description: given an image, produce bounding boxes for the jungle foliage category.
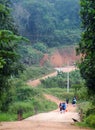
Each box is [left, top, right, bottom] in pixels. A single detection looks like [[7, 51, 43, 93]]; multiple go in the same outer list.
[[11, 0, 81, 66], [77, 0, 95, 97], [76, 0, 95, 128], [0, 0, 55, 115], [40, 70, 87, 99], [0, 0, 27, 111], [41, 70, 83, 88], [12, 0, 81, 47]]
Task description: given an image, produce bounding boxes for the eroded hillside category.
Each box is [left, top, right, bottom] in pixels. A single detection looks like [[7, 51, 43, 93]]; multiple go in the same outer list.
[[40, 46, 80, 67]]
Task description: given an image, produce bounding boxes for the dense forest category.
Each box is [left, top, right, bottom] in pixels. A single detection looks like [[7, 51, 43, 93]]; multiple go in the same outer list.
[[10, 0, 81, 66], [12, 0, 81, 47]]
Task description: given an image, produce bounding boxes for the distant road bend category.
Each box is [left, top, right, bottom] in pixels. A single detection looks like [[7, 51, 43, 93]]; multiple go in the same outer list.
[[27, 66, 76, 87]]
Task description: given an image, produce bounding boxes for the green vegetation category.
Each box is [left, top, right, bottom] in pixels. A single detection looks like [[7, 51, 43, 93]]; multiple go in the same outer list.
[[77, 0, 95, 98], [18, 44, 49, 66], [10, 0, 81, 67], [76, 0, 95, 128], [0, 86, 57, 121], [0, 1, 55, 119], [76, 101, 95, 129], [40, 87, 75, 102], [12, 0, 81, 47], [33, 42, 48, 53], [0, 113, 17, 121], [19, 66, 54, 81], [0, 0, 28, 111], [41, 70, 84, 97], [0, 0, 95, 128]]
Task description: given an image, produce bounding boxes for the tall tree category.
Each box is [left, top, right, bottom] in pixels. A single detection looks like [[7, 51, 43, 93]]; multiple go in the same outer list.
[[0, 0, 17, 32], [77, 0, 95, 96], [0, 0, 27, 110]]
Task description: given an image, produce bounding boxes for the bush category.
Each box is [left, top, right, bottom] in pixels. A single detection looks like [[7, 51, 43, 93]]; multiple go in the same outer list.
[[16, 86, 41, 101], [86, 107, 95, 117], [41, 87, 74, 102], [33, 42, 48, 53], [85, 115, 95, 127], [8, 101, 34, 114], [77, 86, 88, 100], [0, 113, 17, 121], [20, 66, 54, 81]]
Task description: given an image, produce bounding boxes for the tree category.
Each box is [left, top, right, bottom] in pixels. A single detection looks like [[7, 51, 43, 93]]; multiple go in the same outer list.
[[77, 0, 95, 96], [0, 1, 28, 111], [0, 30, 27, 110], [0, 0, 17, 33], [12, 0, 81, 47]]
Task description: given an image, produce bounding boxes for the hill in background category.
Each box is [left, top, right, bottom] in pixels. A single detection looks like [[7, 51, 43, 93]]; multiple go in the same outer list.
[[11, 0, 81, 67], [12, 0, 81, 47]]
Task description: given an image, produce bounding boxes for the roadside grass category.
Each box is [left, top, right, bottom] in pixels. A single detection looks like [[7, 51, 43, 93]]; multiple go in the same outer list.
[[0, 67, 92, 124], [38, 86, 75, 102], [0, 86, 57, 121], [76, 101, 95, 129], [0, 100, 57, 121], [0, 113, 17, 121], [20, 65, 55, 81]]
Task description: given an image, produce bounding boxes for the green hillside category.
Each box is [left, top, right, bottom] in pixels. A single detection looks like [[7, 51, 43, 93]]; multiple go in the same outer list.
[[12, 0, 81, 47]]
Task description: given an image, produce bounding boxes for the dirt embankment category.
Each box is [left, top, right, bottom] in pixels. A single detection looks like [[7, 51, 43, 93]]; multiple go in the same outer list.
[[40, 46, 80, 67]]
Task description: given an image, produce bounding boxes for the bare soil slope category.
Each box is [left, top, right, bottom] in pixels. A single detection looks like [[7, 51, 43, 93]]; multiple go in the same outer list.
[[40, 46, 80, 67]]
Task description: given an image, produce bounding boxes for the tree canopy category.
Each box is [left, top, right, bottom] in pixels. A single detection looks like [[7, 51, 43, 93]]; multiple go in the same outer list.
[[0, 0, 26, 111], [12, 0, 81, 47], [77, 0, 95, 96]]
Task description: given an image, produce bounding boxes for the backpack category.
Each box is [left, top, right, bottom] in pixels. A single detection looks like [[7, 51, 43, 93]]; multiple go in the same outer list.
[[61, 103, 66, 109]]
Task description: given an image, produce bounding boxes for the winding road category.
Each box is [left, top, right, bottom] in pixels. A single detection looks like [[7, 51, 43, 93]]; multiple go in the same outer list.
[[0, 66, 91, 130], [0, 94, 91, 130], [27, 66, 76, 87]]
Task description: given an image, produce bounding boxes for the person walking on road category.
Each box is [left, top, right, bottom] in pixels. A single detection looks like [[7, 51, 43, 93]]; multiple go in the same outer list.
[[59, 102, 66, 113], [62, 102, 66, 113], [72, 97, 77, 107], [59, 102, 63, 113]]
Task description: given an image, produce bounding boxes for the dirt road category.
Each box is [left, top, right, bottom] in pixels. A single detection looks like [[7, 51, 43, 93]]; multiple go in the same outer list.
[[27, 66, 76, 87], [0, 121, 91, 130], [25, 94, 79, 123], [0, 94, 91, 130], [0, 67, 91, 130]]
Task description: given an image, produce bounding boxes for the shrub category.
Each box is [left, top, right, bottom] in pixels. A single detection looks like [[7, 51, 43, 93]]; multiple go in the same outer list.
[[85, 115, 95, 128], [0, 113, 17, 121], [33, 42, 48, 53], [8, 101, 34, 114], [86, 107, 95, 117], [16, 86, 41, 101]]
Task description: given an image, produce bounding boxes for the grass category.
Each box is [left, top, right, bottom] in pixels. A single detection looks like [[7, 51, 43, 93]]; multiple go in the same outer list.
[[39, 87, 75, 102], [0, 94, 57, 121], [0, 113, 17, 121]]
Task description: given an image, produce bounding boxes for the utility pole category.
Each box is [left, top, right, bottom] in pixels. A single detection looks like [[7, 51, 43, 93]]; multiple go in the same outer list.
[[67, 61, 69, 93]]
